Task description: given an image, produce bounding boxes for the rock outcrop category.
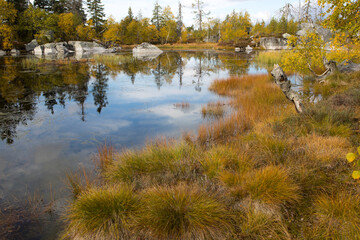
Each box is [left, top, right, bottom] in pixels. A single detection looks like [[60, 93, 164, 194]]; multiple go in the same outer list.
[[31, 41, 115, 56], [260, 37, 289, 50], [297, 23, 332, 42], [133, 43, 163, 55], [0, 50, 6, 56], [25, 39, 39, 52], [133, 43, 163, 60], [34, 45, 44, 55], [68, 41, 107, 53]]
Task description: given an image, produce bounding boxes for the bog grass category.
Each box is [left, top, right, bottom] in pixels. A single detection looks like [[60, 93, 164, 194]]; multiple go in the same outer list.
[[63, 69, 360, 239]]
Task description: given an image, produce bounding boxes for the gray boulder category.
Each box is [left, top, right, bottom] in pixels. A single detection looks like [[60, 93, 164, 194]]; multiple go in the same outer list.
[[10, 49, 20, 56], [43, 43, 57, 55], [260, 37, 289, 50], [0, 50, 6, 56], [282, 33, 292, 39], [132, 42, 163, 55], [34, 45, 44, 55], [297, 23, 332, 42], [25, 39, 39, 52], [68, 41, 107, 53], [55, 42, 69, 54]]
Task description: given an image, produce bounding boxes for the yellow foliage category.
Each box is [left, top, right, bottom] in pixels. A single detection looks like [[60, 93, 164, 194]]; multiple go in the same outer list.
[[76, 20, 96, 41], [0, 0, 17, 50]]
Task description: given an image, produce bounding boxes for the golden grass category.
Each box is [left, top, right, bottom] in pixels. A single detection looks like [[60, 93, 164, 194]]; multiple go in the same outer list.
[[201, 101, 225, 118], [299, 134, 351, 163], [255, 51, 285, 66], [63, 69, 360, 239], [63, 184, 139, 239], [135, 184, 232, 240], [244, 166, 301, 206]]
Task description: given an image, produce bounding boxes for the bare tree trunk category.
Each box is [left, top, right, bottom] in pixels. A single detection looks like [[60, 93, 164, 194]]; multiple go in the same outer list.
[[271, 64, 304, 113]]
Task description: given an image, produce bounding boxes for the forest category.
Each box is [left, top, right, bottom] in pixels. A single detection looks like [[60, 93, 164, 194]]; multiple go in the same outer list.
[[0, 0, 334, 50]]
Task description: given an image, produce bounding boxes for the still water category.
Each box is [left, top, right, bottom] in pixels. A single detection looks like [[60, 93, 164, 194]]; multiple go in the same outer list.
[[0, 50, 268, 201]]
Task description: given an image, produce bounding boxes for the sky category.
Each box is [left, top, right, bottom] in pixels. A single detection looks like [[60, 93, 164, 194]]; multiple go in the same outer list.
[[102, 0, 305, 26]]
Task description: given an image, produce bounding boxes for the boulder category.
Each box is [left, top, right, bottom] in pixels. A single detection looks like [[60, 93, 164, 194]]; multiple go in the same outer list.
[[0, 50, 6, 56], [245, 45, 253, 52], [68, 41, 107, 53], [10, 49, 20, 56], [282, 33, 292, 39], [34, 45, 44, 55], [55, 42, 69, 54], [260, 37, 289, 50], [25, 39, 39, 52], [297, 23, 332, 42], [132, 42, 163, 55], [235, 47, 241, 52], [43, 43, 57, 55]]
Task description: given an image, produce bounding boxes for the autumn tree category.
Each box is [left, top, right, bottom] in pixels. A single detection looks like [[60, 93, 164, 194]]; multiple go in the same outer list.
[[159, 6, 178, 44], [58, 12, 82, 40], [220, 11, 251, 44], [192, 0, 210, 31], [318, 0, 360, 36], [0, 0, 17, 49]]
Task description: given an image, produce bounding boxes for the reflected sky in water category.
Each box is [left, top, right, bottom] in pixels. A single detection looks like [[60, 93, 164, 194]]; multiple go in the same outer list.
[[0, 51, 269, 199]]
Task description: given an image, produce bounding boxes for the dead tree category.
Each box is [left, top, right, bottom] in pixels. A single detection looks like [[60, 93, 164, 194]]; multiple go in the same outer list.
[[271, 64, 304, 113]]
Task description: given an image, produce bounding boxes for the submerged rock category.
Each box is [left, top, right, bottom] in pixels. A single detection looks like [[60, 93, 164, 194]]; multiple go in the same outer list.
[[260, 37, 289, 50], [25, 39, 39, 52], [133, 42, 163, 55]]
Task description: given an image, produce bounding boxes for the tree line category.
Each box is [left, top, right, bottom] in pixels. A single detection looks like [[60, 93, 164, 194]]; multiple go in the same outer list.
[[0, 0, 358, 50]]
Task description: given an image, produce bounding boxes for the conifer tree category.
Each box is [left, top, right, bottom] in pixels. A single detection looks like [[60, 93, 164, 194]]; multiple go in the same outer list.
[[86, 0, 105, 34], [151, 1, 163, 31]]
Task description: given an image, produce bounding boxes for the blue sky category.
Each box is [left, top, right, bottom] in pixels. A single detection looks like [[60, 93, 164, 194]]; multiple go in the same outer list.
[[102, 0, 305, 25]]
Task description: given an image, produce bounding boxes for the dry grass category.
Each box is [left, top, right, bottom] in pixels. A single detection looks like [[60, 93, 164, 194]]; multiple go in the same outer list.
[[63, 69, 360, 239], [201, 101, 225, 118], [244, 166, 301, 206], [174, 102, 190, 109], [135, 184, 232, 240], [63, 184, 139, 240]]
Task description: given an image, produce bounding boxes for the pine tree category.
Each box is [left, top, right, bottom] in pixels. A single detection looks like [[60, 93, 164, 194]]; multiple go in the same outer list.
[[8, 0, 28, 12], [86, 0, 105, 34], [151, 1, 163, 31], [67, 0, 86, 22], [128, 7, 133, 21]]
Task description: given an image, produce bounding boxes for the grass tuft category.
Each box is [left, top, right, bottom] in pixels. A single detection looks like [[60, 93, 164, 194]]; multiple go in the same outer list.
[[135, 184, 232, 240], [244, 166, 300, 206], [63, 184, 139, 239]]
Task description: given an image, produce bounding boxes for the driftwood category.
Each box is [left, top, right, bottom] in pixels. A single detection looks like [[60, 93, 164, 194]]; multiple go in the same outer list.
[[308, 58, 360, 80], [271, 64, 304, 113]]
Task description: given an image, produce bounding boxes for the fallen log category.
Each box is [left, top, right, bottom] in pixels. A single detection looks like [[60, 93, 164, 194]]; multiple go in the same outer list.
[[271, 64, 304, 113]]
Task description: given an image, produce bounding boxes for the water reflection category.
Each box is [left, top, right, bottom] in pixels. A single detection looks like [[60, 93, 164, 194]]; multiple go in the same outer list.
[[0, 50, 265, 205], [0, 51, 257, 146]]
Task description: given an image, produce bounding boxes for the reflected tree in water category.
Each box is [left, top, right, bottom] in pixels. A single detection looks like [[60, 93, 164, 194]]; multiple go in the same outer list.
[[91, 64, 109, 114]]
